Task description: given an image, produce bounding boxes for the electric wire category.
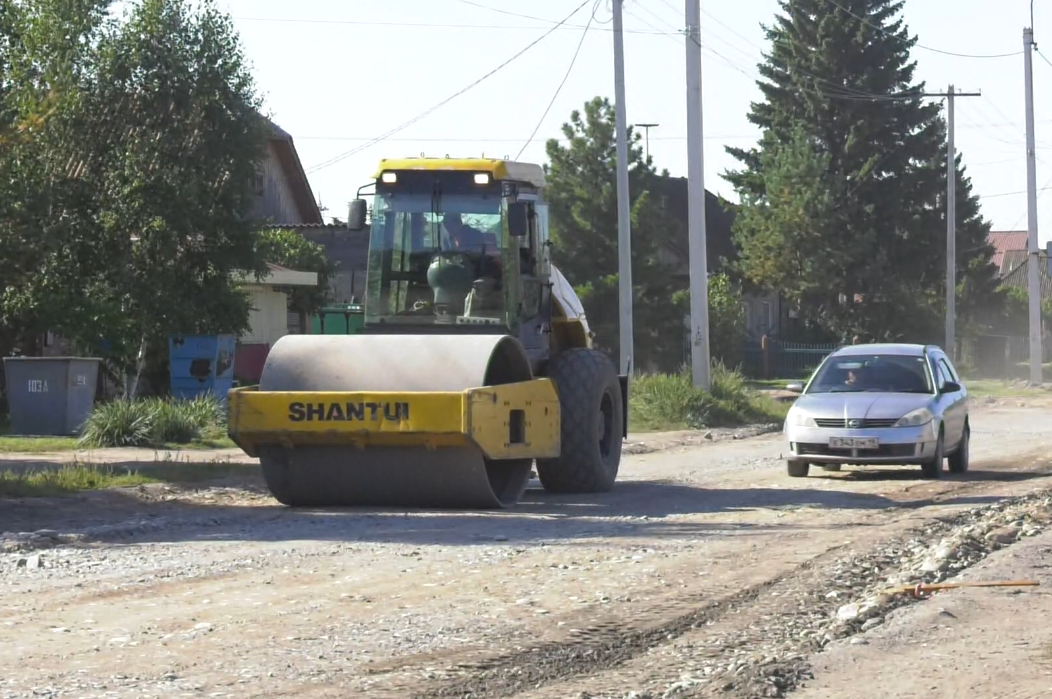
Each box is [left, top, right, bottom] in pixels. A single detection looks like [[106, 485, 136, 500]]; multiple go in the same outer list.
[[516, 0, 600, 159], [303, 0, 592, 175], [819, 0, 1022, 59], [635, 0, 932, 104], [231, 16, 663, 35]]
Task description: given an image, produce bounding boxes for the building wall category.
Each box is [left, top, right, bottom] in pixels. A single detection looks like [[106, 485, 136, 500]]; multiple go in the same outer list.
[[242, 284, 290, 346], [252, 142, 306, 225], [286, 225, 370, 303]]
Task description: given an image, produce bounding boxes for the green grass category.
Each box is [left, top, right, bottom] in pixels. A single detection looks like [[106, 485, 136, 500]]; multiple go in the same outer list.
[[0, 434, 236, 453], [0, 461, 252, 498], [629, 363, 790, 432], [963, 379, 1052, 399], [0, 436, 80, 452]]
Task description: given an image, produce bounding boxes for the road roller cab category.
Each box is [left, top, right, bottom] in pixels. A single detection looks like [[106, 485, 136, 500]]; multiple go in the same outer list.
[[227, 157, 629, 509]]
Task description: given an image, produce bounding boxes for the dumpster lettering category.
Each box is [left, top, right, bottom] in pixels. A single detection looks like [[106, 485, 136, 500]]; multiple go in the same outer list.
[[287, 401, 410, 422], [27, 380, 48, 393]]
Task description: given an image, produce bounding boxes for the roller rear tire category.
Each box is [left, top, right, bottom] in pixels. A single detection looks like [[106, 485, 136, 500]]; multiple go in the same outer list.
[[536, 348, 624, 493]]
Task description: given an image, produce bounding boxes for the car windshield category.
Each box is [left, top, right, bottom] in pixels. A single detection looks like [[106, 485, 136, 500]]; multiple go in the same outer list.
[[806, 353, 934, 394]]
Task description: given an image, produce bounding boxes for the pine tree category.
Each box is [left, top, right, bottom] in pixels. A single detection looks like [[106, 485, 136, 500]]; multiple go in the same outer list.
[[545, 97, 686, 371], [725, 0, 999, 343]]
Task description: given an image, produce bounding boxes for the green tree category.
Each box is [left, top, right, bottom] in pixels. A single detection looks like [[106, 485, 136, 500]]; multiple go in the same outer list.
[[998, 286, 1052, 335], [545, 96, 686, 372], [673, 272, 747, 369], [90, 0, 269, 393], [725, 0, 999, 344], [256, 229, 337, 332], [0, 0, 129, 361], [0, 0, 270, 395]]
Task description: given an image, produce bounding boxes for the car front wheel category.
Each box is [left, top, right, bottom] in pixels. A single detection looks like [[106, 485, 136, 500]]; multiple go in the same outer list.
[[787, 459, 809, 478], [920, 431, 945, 479], [948, 424, 969, 474]]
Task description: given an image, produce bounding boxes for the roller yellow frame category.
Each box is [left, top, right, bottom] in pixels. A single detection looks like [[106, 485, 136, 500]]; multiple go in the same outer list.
[[228, 377, 561, 460]]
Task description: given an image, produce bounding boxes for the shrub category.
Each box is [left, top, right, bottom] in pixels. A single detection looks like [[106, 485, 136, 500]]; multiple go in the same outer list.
[[78, 395, 227, 448], [629, 362, 788, 431]]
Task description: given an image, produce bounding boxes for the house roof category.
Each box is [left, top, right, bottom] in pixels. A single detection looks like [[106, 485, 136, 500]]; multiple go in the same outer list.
[[1000, 252, 1052, 299], [263, 117, 324, 225], [988, 230, 1029, 274]]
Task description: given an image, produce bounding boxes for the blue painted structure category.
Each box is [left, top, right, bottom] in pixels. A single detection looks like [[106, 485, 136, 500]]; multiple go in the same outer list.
[[168, 334, 237, 400]]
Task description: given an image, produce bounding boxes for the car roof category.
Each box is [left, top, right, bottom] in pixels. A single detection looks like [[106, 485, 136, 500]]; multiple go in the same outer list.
[[832, 343, 933, 357]]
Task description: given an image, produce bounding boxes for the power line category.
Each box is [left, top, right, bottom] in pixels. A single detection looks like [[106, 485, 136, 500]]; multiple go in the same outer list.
[[517, 0, 599, 159], [819, 0, 1022, 59], [291, 134, 758, 143], [983, 185, 1052, 199], [303, 0, 593, 175], [231, 13, 665, 35], [1036, 47, 1052, 71], [632, 0, 948, 105]]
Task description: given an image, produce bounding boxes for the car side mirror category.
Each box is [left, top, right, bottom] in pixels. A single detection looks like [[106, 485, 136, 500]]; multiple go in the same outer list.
[[508, 202, 529, 237], [348, 199, 368, 231], [941, 380, 961, 394], [785, 382, 804, 393]]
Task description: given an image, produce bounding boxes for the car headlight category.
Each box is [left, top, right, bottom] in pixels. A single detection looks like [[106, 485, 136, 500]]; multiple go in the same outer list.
[[786, 409, 816, 428], [894, 407, 934, 427]]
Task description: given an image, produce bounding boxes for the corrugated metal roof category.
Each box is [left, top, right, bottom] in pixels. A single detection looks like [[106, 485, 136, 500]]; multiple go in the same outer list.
[[988, 230, 1029, 274], [1000, 252, 1052, 299]]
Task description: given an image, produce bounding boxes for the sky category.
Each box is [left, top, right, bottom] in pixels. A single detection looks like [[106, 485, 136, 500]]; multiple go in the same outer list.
[[215, 0, 1052, 243]]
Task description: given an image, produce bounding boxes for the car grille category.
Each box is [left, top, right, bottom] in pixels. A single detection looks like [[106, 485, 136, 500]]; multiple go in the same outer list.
[[795, 442, 917, 457], [813, 418, 899, 428]]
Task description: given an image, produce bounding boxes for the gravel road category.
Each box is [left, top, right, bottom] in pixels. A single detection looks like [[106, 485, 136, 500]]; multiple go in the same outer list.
[[2, 397, 1052, 699]]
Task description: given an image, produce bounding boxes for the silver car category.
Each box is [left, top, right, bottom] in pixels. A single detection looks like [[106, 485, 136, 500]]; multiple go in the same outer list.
[[782, 343, 969, 479]]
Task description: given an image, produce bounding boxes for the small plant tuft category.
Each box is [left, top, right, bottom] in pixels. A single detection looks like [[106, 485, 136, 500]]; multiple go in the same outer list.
[[77, 395, 229, 448], [629, 362, 789, 432]]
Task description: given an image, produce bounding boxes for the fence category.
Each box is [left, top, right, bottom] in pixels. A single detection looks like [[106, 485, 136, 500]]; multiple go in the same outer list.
[[741, 336, 839, 379], [958, 334, 1052, 379]]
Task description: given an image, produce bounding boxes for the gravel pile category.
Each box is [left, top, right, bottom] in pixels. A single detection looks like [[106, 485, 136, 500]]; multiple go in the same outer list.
[[658, 489, 1052, 699]]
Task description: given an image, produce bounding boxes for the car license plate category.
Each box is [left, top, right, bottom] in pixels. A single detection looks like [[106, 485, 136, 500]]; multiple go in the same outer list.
[[829, 437, 878, 449]]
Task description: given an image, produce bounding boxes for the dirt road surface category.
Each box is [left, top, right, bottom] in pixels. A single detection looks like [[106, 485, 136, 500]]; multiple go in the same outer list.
[[3, 398, 1052, 699]]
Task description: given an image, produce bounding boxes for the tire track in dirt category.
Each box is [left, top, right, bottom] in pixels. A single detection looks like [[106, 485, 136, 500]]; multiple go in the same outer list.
[[403, 546, 851, 699], [374, 457, 1052, 699], [486, 484, 1052, 698]]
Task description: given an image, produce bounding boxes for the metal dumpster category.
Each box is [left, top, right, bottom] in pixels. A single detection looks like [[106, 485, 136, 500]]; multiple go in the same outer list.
[[168, 334, 236, 400], [3, 357, 101, 435]]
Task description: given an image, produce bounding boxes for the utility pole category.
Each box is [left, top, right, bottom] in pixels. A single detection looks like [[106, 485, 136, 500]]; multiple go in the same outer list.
[[1023, 26, 1043, 385], [685, 0, 711, 389], [612, 0, 633, 376], [914, 87, 980, 358], [637, 122, 658, 161], [945, 85, 956, 357]]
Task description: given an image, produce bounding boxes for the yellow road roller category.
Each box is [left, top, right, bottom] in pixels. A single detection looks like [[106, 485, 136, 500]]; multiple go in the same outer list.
[[227, 157, 628, 508]]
